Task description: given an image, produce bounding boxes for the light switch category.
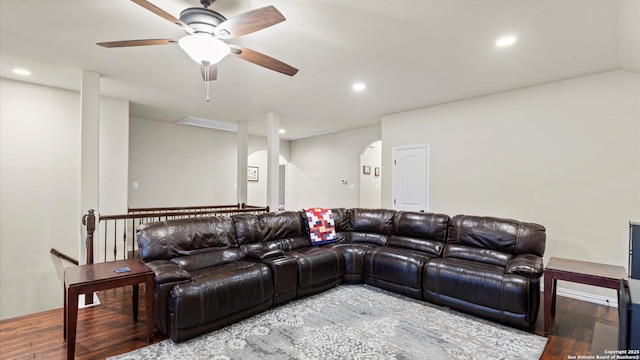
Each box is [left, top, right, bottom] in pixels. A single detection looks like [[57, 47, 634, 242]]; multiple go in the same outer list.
[[133, 181, 139, 189]]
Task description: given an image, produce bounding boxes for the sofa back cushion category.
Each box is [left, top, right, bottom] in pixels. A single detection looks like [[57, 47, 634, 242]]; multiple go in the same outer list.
[[232, 214, 263, 253], [389, 211, 450, 256], [137, 216, 237, 261], [331, 208, 350, 243], [444, 215, 546, 267], [259, 211, 311, 251], [349, 208, 396, 246]]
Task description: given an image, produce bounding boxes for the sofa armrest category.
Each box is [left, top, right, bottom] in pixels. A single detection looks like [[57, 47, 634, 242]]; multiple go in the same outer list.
[[506, 254, 544, 278], [245, 249, 285, 261], [145, 260, 191, 284]]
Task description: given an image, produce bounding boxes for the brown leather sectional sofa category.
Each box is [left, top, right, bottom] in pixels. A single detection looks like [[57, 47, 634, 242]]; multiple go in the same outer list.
[[137, 208, 546, 343]]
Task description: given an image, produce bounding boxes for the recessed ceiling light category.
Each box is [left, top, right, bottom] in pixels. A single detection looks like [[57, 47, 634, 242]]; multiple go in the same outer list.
[[352, 83, 366, 91], [495, 35, 517, 47], [11, 68, 31, 76], [279, 129, 286, 134]]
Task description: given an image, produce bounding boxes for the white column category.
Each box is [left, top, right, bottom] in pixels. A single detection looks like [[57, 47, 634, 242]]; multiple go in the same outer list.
[[80, 70, 100, 265], [236, 121, 248, 206], [267, 112, 280, 212]]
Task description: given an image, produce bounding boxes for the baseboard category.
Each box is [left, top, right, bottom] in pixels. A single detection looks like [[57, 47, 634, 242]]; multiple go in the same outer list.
[[540, 284, 618, 307], [78, 293, 101, 309]]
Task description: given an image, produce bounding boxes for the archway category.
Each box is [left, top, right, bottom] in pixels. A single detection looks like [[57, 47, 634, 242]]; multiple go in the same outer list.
[[359, 140, 382, 208], [247, 150, 287, 210]]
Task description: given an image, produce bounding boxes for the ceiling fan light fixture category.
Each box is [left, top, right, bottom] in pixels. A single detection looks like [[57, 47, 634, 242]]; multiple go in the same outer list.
[[179, 34, 230, 65]]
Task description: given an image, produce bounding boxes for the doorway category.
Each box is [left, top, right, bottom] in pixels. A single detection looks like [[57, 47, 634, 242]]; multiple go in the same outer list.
[[391, 144, 429, 212], [247, 150, 287, 209]]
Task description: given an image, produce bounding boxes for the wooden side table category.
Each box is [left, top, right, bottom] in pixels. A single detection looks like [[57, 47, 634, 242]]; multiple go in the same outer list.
[[543, 257, 627, 336], [64, 259, 154, 360]]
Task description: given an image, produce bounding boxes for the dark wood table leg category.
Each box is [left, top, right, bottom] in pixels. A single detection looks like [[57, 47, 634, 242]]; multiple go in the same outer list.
[[132, 284, 139, 322], [63, 280, 67, 339], [67, 287, 79, 360], [144, 274, 154, 342], [544, 271, 554, 336], [551, 278, 557, 315]]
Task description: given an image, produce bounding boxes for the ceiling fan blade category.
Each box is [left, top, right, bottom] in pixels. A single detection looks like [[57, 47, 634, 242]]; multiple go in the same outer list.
[[214, 6, 285, 39], [229, 45, 298, 76], [97, 39, 178, 48], [200, 64, 218, 81], [130, 0, 193, 33]]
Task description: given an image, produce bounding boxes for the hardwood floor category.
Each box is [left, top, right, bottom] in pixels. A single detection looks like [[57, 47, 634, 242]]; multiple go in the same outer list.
[[0, 286, 619, 359], [0, 287, 166, 360]]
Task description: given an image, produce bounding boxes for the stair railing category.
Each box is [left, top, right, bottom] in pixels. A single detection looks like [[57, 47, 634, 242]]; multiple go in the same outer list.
[[82, 204, 269, 266]]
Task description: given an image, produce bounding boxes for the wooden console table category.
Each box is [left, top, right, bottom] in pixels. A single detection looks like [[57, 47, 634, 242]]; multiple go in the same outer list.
[[543, 257, 627, 335], [64, 259, 154, 359]]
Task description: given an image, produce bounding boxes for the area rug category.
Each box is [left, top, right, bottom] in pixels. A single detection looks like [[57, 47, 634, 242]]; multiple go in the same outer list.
[[110, 285, 547, 360]]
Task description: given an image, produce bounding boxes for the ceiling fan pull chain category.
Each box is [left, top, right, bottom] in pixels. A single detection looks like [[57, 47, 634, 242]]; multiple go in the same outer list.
[[204, 62, 211, 101]]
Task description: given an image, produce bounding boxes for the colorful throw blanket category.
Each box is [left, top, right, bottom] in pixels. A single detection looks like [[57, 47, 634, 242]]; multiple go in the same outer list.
[[304, 208, 337, 245]]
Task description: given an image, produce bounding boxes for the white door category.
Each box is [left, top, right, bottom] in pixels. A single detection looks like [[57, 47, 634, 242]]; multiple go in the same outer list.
[[392, 145, 429, 212]]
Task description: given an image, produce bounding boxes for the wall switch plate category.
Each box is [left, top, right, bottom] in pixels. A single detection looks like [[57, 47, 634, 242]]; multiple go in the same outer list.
[[133, 181, 139, 189], [350, 184, 356, 190]]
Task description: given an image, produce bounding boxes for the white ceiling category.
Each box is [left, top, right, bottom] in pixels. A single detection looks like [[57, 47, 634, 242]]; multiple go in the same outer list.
[[1, 0, 638, 140]]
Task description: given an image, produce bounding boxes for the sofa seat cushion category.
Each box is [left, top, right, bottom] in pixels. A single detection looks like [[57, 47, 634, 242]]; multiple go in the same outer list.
[[363, 247, 433, 289], [423, 258, 531, 317], [443, 244, 513, 268], [288, 247, 344, 289], [170, 248, 244, 271], [169, 261, 273, 330]]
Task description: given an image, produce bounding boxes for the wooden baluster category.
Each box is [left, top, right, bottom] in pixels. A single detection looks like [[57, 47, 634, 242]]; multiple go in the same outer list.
[[113, 221, 117, 261], [122, 219, 127, 260], [132, 219, 137, 259], [104, 222, 107, 262]]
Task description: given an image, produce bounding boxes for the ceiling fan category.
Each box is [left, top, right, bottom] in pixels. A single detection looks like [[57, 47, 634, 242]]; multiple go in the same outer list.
[[98, 0, 298, 99]]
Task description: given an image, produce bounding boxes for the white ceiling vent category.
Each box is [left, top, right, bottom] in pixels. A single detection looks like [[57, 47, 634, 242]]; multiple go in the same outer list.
[[177, 116, 238, 132]]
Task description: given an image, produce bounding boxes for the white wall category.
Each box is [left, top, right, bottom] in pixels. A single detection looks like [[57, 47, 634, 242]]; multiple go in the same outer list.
[[128, 121, 291, 208], [128, 118, 239, 207], [1, 78, 80, 320], [382, 70, 640, 296], [0, 78, 129, 320], [616, 0, 640, 73], [100, 98, 129, 215], [288, 125, 381, 210]]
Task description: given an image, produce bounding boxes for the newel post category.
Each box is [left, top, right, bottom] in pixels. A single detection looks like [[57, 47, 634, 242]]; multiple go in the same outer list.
[[82, 209, 96, 306], [82, 209, 95, 266]]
